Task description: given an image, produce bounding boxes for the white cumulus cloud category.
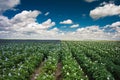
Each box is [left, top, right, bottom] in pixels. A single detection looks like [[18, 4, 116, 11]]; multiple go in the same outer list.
[[111, 21, 120, 28], [104, 21, 120, 34], [45, 12, 50, 16], [84, 0, 97, 3], [0, 11, 120, 40], [0, 10, 57, 39], [60, 19, 73, 24], [70, 24, 79, 28], [0, 0, 20, 14], [90, 3, 120, 19], [41, 19, 55, 29]]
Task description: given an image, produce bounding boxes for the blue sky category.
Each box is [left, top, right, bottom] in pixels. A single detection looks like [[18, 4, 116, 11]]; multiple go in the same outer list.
[[0, 0, 120, 40], [3, 0, 120, 27]]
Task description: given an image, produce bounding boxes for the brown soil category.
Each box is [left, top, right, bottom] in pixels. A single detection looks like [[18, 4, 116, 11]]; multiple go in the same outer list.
[[30, 61, 44, 80], [55, 62, 62, 80]]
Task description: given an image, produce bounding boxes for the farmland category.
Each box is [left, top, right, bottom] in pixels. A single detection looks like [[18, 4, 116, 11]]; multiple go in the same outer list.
[[0, 40, 120, 80]]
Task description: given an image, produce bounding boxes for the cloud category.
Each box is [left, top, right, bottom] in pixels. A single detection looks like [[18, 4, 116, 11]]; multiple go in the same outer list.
[[90, 3, 120, 19], [82, 14, 86, 17], [41, 19, 55, 29], [100, 2, 107, 6], [111, 21, 120, 28], [45, 12, 50, 16], [0, 0, 20, 14], [70, 24, 79, 28], [0, 10, 119, 40], [104, 21, 120, 33], [62, 25, 120, 40], [0, 0, 119, 40], [9, 10, 41, 32], [11, 10, 40, 23], [84, 0, 97, 3], [104, 21, 120, 29], [74, 26, 108, 40], [0, 10, 57, 39], [10, 10, 55, 31], [63, 23, 120, 40], [60, 19, 73, 24], [0, 16, 11, 28]]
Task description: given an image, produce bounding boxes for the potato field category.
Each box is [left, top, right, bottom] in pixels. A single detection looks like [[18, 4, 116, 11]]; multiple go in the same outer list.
[[0, 40, 120, 80]]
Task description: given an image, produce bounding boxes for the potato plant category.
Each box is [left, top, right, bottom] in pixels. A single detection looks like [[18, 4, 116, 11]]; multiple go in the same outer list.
[[0, 40, 119, 80]]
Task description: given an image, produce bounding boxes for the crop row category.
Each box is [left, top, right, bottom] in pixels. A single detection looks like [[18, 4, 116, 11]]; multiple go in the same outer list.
[[66, 43, 114, 80], [0, 42, 59, 80], [36, 48, 59, 80], [78, 41, 120, 65], [0, 41, 120, 80], [61, 42, 88, 80]]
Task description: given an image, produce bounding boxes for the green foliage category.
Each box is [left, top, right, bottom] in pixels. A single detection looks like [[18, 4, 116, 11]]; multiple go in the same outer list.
[[0, 41, 120, 80]]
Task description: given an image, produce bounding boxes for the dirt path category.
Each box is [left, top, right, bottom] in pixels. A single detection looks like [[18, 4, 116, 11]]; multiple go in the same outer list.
[[30, 61, 44, 80], [55, 62, 62, 80]]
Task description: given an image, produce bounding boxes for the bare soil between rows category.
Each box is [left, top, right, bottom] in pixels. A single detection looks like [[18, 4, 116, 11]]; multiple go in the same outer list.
[[30, 60, 62, 80], [55, 62, 62, 80], [30, 61, 44, 80]]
